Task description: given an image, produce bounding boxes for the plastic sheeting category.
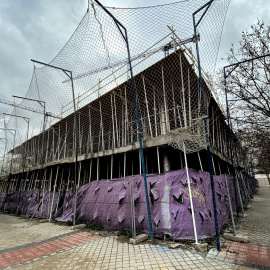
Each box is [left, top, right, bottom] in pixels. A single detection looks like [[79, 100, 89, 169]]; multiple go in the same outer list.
[[167, 170, 236, 240], [4, 189, 59, 218], [1, 168, 256, 240], [55, 168, 255, 240]]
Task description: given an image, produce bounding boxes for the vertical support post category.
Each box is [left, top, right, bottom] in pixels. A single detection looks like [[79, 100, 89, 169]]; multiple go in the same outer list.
[[55, 169, 64, 214], [107, 161, 109, 179], [212, 107, 215, 147], [52, 127, 55, 160], [64, 121, 67, 159], [179, 53, 187, 127], [69, 71, 79, 227], [183, 143, 198, 244], [45, 129, 49, 163], [114, 93, 119, 148], [1, 129, 16, 211], [193, 1, 220, 250], [124, 87, 128, 146], [49, 166, 59, 222], [212, 156, 216, 175], [153, 87, 158, 137], [58, 125, 60, 160], [47, 168, 53, 218], [124, 153, 126, 177], [180, 151, 183, 169], [130, 176, 136, 239], [67, 167, 71, 191], [41, 104, 46, 165], [97, 158, 99, 181], [188, 69, 192, 126], [157, 147, 160, 174], [89, 159, 92, 183], [73, 161, 81, 226], [224, 71, 239, 216], [89, 108, 93, 153], [171, 82, 177, 128], [197, 152, 203, 171], [99, 101, 104, 151], [40, 169, 47, 218], [79, 113, 82, 154], [218, 161, 222, 175], [225, 174, 236, 235], [119, 160, 121, 178], [0, 139, 7, 176], [236, 176, 245, 215], [139, 151, 142, 175], [142, 75, 153, 137], [111, 95, 116, 149], [111, 155, 113, 179], [161, 66, 170, 133], [93, 0, 153, 242]]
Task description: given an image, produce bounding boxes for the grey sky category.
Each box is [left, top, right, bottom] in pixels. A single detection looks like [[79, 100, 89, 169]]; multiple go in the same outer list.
[[0, 0, 269, 115]]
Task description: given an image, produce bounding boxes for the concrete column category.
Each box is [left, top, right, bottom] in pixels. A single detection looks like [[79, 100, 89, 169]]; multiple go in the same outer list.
[[163, 152, 171, 172]]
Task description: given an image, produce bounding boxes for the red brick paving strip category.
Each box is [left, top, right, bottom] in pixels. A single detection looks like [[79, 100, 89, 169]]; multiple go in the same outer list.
[[218, 240, 270, 267], [0, 231, 99, 268]]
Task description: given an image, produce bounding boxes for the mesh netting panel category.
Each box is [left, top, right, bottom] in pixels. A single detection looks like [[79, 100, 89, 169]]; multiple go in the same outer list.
[[0, 0, 231, 173], [168, 118, 207, 153]]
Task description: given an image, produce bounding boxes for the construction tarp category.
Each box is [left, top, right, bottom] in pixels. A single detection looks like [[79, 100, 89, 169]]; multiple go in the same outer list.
[[55, 168, 246, 240], [2, 168, 256, 240]]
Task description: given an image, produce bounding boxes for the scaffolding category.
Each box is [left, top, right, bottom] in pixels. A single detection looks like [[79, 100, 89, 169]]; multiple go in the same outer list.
[[0, 0, 256, 244]]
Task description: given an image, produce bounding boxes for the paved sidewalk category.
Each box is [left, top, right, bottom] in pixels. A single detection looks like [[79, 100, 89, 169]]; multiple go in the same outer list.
[[209, 185, 270, 269], [0, 214, 74, 250], [0, 231, 99, 269], [0, 214, 250, 270], [3, 184, 270, 270]]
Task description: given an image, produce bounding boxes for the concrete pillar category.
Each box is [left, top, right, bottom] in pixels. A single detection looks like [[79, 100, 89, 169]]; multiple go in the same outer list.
[[163, 153, 171, 172]]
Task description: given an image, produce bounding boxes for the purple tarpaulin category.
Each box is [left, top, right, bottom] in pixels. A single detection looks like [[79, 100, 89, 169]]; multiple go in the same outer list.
[[54, 189, 74, 222], [34, 191, 59, 218], [166, 170, 236, 240], [2, 168, 256, 240], [3, 189, 59, 218], [55, 168, 254, 240], [4, 191, 19, 212]]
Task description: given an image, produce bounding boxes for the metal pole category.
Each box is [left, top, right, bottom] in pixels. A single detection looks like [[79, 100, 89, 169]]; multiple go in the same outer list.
[[0, 138, 7, 175], [157, 147, 160, 174], [49, 166, 59, 222], [193, 1, 220, 251], [125, 30, 154, 241], [0, 130, 16, 178], [41, 104, 46, 164], [4, 114, 30, 215], [30, 59, 78, 226], [12, 96, 46, 165], [222, 54, 270, 212], [9, 130, 16, 175], [183, 143, 198, 244], [73, 161, 81, 226], [1, 129, 16, 211], [224, 174, 236, 235], [71, 71, 79, 226], [93, 0, 154, 241], [223, 71, 239, 216]]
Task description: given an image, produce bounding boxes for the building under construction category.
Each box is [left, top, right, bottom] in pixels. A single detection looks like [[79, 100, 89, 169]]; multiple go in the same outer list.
[[0, 1, 256, 241]]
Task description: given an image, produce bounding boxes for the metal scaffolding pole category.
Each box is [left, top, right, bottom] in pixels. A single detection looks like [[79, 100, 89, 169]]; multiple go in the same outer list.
[[30, 59, 78, 226], [94, 0, 153, 242], [193, 0, 220, 251]]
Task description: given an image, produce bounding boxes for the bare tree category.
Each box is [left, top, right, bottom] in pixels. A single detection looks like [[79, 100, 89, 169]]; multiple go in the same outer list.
[[223, 20, 270, 178]]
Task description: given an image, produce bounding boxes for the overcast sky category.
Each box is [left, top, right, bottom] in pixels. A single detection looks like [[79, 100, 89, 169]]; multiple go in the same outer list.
[[0, 0, 269, 115]]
